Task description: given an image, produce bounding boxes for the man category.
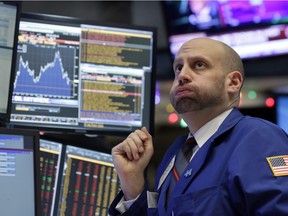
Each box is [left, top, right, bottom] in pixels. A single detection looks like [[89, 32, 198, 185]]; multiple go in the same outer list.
[[109, 38, 288, 215]]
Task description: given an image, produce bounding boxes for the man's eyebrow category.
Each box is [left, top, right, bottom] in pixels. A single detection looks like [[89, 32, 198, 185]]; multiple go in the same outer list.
[[173, 58, 181, 66], [173, 55, 209, 66], [188, 55, 209, 62]]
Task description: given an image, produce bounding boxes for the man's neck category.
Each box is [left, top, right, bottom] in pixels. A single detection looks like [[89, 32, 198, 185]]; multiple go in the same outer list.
[[181, 107, 234, 134]]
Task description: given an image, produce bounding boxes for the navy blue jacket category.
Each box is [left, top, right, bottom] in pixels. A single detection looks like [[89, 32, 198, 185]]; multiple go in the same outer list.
[[109, 109, 288, 215]]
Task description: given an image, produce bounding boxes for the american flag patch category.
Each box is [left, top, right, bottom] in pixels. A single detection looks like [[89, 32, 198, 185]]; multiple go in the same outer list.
[[266, 155, 288, 176]]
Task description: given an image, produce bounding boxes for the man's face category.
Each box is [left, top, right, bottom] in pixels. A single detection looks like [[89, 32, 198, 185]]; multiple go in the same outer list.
[[170, 39, 228, 114]]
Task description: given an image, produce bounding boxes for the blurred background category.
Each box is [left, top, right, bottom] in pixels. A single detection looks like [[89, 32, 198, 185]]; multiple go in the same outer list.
[[20, 0, 288, 187]]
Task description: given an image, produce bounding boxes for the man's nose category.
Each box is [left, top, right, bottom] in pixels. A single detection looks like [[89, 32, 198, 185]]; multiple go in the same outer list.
[[178, 66, 192, 85]]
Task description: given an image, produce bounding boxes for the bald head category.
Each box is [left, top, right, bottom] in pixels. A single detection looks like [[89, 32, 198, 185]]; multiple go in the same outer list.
[[219, 40, 245, 78]]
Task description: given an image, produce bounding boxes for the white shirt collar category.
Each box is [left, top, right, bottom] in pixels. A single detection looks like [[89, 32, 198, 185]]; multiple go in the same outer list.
[[190, 109, 233, 148]]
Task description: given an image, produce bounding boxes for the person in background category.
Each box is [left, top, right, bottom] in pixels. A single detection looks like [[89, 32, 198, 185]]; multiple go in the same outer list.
[[109, 38, 288, 215]]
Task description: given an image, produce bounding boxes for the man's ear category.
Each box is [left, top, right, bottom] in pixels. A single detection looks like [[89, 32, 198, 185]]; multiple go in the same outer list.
[[226, 71, 243, 93]]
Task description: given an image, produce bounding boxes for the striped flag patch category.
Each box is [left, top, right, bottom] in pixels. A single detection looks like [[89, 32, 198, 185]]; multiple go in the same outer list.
[[266, 155, 288, 177]]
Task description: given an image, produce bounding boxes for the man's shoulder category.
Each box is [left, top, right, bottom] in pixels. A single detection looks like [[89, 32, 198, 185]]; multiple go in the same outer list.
[[217, 108, 288, 142], [227, 108, 282, 131], [239, 115, 281, 130]]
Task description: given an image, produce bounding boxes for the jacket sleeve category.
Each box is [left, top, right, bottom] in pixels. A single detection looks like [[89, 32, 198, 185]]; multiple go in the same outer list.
[[227, 121, 288, 215], [109, 189, 149, 216]]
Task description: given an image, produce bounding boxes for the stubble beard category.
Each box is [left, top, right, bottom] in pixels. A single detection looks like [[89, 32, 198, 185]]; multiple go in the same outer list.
[[170, 83, 226, 114], [171, 97, 199, 114]]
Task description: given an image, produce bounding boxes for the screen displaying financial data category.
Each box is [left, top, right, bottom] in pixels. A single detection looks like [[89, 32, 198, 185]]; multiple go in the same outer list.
[[0, 128, 40, 216], [40, 139, 120, 216], [0, 1, 19, 123], [10, 13, 156, 135]]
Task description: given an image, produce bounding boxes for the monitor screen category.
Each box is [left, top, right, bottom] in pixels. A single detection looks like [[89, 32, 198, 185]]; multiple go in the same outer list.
[[39, 139, 63, 215], [0, 1, 20, 123], [39, 139, 120, 216], [276, 95, 288, 133], [9, 13, 156, 135], [162, 0, 288, 59], [0, 127, 40, 216]]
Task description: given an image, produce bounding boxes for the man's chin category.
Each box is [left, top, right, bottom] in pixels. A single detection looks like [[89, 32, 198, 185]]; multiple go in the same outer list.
[[177, 109, 195, 114], [175, 106, 196, 114], [174, 98, 198, 113]]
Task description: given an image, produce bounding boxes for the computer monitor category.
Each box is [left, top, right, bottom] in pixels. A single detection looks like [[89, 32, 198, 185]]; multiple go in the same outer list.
[[276, 94, 288, 133], [0, 1, 20, 124], [0, 127, 41, 216], [39, 139, 121, 216], [39, 139, 63, 216], [9, 13, 156, 136]]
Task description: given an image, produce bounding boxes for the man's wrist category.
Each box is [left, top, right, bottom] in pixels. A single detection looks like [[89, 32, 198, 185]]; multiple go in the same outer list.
[[119, 176, 145, 200], [115, 194, 140, 213]]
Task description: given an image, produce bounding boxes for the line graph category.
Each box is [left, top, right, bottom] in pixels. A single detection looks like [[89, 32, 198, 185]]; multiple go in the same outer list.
[[14, 45, 76, 97]]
